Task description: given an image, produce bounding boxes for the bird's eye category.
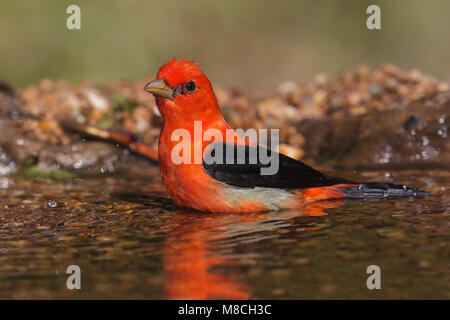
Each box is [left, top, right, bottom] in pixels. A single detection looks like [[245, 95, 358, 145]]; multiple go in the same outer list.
[[184, 81, 196, 92]]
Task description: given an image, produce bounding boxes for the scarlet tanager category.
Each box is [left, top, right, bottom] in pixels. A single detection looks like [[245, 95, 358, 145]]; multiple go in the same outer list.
[[141, 59, 427, 213]]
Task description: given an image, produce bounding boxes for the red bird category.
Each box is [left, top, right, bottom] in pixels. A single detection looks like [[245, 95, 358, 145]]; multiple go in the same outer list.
[[143, 58, 425, 213]]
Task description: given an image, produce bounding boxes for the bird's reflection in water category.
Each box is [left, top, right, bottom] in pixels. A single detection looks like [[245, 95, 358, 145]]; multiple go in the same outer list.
[[162, 199, 345, 299]]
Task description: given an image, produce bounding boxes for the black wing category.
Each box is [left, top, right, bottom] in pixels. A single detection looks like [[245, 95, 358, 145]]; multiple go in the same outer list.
[[202, 142, 353, 189]]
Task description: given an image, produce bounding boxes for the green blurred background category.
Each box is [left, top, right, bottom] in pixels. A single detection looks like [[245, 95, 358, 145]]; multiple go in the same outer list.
[[1, 0, 449, 90]]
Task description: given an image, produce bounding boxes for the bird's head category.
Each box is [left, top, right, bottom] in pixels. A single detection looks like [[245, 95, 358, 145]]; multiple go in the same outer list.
[[145, 59, 222, 122]]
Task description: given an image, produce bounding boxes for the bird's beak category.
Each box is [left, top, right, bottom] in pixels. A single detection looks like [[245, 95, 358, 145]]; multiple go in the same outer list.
[[144, 79, 174, 99]]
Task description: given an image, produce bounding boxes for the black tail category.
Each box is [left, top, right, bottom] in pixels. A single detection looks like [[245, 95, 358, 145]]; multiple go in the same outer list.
[[339, 182, 430, 199]]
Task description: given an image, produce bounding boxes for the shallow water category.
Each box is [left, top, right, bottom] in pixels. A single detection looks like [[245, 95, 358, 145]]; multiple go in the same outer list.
[[0, 168, 448, 299]]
